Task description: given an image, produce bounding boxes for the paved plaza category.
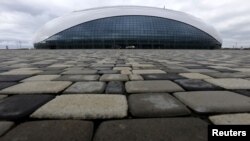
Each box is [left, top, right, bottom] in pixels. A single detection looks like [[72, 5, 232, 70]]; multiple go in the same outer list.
[[0, 49, 250, 140]]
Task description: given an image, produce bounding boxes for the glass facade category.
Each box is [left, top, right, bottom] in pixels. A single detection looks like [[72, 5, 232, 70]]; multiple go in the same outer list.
[[34, 16, 221, 49]]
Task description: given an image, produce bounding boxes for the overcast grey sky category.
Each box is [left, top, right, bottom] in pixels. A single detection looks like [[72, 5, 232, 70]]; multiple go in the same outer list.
[[0, 0, 250, 48]]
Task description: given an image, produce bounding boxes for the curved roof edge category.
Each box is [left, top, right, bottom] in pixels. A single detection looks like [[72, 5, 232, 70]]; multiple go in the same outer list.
[[33, 6, 222, 44]]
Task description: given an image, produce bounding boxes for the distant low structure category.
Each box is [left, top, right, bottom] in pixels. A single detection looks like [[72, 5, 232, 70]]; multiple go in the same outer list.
[[33, 6, 222, 49]]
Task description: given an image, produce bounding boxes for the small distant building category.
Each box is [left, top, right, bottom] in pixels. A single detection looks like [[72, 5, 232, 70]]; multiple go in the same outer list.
[[33, 6, 222, 49]]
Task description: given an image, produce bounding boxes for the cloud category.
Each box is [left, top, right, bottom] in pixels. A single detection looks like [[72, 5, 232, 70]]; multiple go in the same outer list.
[[0, 0, 249, 48]]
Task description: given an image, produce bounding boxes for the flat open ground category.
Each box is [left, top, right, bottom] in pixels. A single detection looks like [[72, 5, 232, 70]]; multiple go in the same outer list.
[[0, 49, 250, 141]]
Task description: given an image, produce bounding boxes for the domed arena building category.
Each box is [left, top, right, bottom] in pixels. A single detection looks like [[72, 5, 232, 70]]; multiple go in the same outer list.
[[33, 6, 222, 49]]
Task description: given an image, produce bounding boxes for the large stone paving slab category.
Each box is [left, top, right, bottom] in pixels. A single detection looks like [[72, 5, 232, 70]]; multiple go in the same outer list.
[[203, 72, 248, 78], [105, 81, 125, 94], [93, 118, 207, 141], [100, 74, 129, 81], [0, 81, 72, 94], [179, 73, 212, 79], [141, 73, 185, 80], [132, 69, 166, 74], [98, 70, 120, 74], [0, 68, 42, 75], [209, 113, 250, 125], [22, 75, 60, 81], [31, 94, 127, 119], [126, 81, 184, 93], [174, 79, 222, 91], [128, 93, 190, 117], [63, 82, 105, 93], [0, 121, 14, 136], [205, 78, 250, 89], [174, 91, 250, 114], [0, 75, 31, 82], [129, 74, 144, 81], [0, 120, 93, 141], [0, 95, 54, 120], [62, 69, 97, 75], [55, 75, 100, 81]]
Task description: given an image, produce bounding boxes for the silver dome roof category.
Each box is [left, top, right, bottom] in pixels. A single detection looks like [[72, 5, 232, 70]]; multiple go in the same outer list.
[[33, 6, 222, 44]]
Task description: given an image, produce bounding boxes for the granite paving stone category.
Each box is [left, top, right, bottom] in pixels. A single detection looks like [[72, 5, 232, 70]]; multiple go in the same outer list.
[[62, 69, 97, 75], [0, 81, 72, 94], [179, 73, 212, 79], [100, 74, 128, 81], [48, 64, 73, 68], [205, 78, 250, 89], [0, 121, 14, 136], [21, 75, 60, 81], [93, 118, 207, 141], [209, 113, 250, 125], [174, 79, 222, 91], [105, 81, 125, 94], [55, 75, 99, 81], [0, 69, 42, 75], [132, 69, 166, 74], [129, 74, 144, 81], [63, 82, 105, 93], [94, 67, 112, 70], [0, 120, 93, 141], [0, 75, 31, 82], [113, 67, 132, 71], [128, 93, 190, 117], [0, 82, 18, 90], [203, 72, 248, 78], [174, 91, 250, 114], [126, 80, 184, 93], [142, 73, 185, 80], [31, 94, 127, 119], [0, 95, 54, 120], [120, 70, 132, 74], [98, 70, 120, 74], [38, 70, 63, 75], [187, 69, 218, 73]]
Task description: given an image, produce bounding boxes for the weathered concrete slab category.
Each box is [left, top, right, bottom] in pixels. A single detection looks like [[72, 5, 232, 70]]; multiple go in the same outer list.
[[93, 118, 207, 141], [31, 94, 127, 119], [128, 93, 190, 117], [126, 81, 184, 93], [63, 82, 105, 93], [0, 81, 72, 94], [175, 79, 222, 91], [62, 70, 97, 75], [179, 73, 212, 79], [0, 120, 93, 141], [0, 75, 31, 82], [209, 113, 250, 125], [132, 69, 166, 74], [105, 81, 125, 94], [55, 75, 100, 81], [129, 74, 144, 81], [174, 91, 250, 114], [22, 75, 60, 81], [100, 74, 128, 81], [205, 78, 250, 89], [142, 74, 185, 80]]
